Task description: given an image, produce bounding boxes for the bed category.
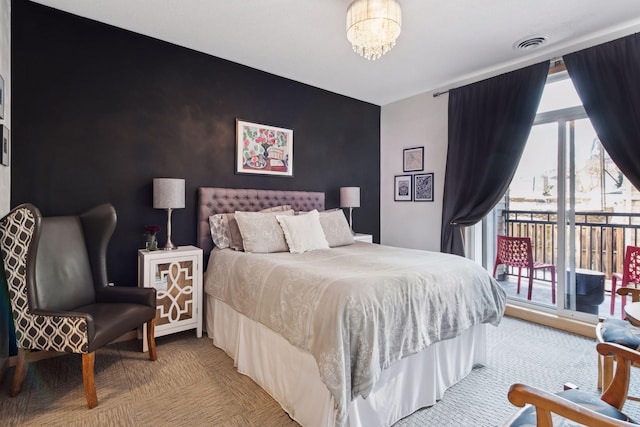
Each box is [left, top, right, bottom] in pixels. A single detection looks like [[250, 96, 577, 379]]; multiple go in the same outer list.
[[197, 187, 506, 427]]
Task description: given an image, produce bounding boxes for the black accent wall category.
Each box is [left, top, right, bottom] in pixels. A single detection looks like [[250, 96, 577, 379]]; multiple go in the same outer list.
[[10, 0, 381, 286]]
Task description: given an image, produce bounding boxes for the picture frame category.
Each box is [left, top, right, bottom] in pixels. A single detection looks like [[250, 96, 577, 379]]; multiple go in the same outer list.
[[394, 175, 412, 201], [235, 119, 293, 177], [0, 74, 4, 119], [403, 146, 424, 172], [1, 125, 9, 167], [414, 173, 434, 202]]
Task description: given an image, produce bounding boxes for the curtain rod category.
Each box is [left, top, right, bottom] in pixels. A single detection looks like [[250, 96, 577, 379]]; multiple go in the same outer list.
[[432, 57, 564, 98]]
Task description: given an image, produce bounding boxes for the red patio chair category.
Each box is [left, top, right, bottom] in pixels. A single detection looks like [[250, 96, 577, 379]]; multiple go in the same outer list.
[[610, 245, 640, 317], [493, 235, 557, 303]]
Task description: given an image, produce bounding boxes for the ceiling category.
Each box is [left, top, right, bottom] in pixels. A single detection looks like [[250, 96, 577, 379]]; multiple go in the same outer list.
[[30, 0, 640, 106]]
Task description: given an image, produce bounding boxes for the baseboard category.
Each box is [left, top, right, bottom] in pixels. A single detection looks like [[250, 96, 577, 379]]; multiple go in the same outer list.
[[6, 330, 139, 368], [505, 304, 597, 339]]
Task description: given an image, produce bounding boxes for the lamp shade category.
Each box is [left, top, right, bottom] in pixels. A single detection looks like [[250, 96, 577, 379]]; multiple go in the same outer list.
[[153, 178, 185, 209], [340, 187, 360, 208]]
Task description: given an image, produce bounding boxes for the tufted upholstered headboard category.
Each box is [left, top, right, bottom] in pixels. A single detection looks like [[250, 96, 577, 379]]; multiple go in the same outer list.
[[197, 187, 325, 258]]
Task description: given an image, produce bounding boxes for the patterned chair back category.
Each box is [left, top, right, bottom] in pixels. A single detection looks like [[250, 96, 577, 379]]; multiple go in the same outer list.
[[495, 235, 534, 269], [0, 204, 42, 350], [0, 204, 90, 353], [623, 245, 640, 286]]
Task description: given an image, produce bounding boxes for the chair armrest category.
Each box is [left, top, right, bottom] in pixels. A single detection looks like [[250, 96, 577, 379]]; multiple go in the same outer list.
[[507, 383, 634, 427], [616, 287, 640, 302], [96, 286, 156, 308], [26, 309, 95, 353], [597, 342, 640, 409], [597, 342, 640, 363]]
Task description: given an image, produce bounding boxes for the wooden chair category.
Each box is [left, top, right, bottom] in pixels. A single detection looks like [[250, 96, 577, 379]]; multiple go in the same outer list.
[[0, 203, 158, 408], [597, 286, 640, 396], [610, 245, 640, 317], [506, 342, 638, 426], [493, 235, 557, 303]]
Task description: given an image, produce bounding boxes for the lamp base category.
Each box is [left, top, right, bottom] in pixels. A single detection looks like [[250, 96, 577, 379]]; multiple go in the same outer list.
[[348, 207, 356, 235], [162, 208, 178, 250]]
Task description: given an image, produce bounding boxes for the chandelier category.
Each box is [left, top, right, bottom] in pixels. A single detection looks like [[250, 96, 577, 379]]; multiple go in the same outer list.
[[346, 0, 402, 60]]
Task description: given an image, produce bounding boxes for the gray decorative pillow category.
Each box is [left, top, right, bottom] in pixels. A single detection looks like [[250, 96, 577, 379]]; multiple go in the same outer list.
[[209, 213, 245, 251], [276, 210, 329, 254], [319, 209, 355, 247], [235, 210, 294, 253]]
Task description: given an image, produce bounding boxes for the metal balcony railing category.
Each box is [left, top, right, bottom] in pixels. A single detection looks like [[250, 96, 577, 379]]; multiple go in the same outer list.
[[501, 210, 640, 280]]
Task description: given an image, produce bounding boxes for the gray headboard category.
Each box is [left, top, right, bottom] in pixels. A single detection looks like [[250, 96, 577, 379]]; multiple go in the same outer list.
[[197, 187, 325, 258]]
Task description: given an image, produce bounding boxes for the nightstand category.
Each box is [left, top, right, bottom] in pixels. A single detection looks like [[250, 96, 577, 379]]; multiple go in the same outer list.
[[353, 233, 373, 243], [138, 245, 203, 351]]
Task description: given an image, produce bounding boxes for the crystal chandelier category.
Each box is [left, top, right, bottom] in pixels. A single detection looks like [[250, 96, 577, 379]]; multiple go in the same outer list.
[[346, 0, 402, 60]]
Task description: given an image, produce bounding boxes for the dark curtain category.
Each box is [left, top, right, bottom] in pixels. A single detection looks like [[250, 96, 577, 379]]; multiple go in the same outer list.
[[440, 61, 550, 256], [564, 32, 640, 191]]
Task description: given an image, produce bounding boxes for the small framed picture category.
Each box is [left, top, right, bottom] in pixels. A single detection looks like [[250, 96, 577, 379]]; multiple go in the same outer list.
[[414, 173, 434, 202], [394, 175, 412, 201], [403, 146, 424, 172], [0, 74, 4, 119], [1, 125, 9, 167]]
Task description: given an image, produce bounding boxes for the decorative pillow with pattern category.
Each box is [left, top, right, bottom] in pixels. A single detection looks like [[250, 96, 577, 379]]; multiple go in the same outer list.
[[209, 213, 244, 251], [319, 209, 355, 247], [235, 210, 294, 253], [276, 210, 330, 254]]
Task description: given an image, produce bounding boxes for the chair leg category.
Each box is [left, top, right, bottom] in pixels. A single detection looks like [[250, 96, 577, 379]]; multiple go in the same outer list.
[[550, 266, 556, 304], [597, 353, 602, 391], [600, 354, 614, 391], [517, 267, 522, 294], [82, 352, 98, 409], [527, 272, 534, 300], [610, 275, 618, 316], [9, 348, 29, 397], [0, 356, 7, 385], [147, 318, 158, 361]]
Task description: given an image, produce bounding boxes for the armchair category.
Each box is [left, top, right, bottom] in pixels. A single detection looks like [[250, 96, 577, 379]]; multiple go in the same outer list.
[[597, 286, 640, 397], [506, 342, 637, 426], [0, 203, 157, 408]]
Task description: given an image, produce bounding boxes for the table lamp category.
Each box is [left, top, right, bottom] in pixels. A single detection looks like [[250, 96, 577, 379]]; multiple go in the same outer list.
[[153, 178, 185, 250], [340, 186, 360, 235]]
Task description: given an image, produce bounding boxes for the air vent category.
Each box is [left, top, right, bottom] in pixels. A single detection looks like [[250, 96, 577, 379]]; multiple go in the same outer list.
[[513, 35, 549, 50]]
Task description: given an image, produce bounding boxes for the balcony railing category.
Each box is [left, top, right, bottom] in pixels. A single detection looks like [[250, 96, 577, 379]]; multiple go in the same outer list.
[[501, 210, 640, 279]]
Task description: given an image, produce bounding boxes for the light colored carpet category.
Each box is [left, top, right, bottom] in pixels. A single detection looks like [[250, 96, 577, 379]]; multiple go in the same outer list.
[[1, 317, 639, 426]]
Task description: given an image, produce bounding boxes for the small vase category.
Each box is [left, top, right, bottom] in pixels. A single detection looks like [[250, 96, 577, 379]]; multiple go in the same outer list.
[[146, 235, 158, 251]]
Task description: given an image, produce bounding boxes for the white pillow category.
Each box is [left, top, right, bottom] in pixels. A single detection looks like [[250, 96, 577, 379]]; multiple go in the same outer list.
[[235, 210, 294, 253], [276, 210, 329, 254], [319, 209, 355, 247]]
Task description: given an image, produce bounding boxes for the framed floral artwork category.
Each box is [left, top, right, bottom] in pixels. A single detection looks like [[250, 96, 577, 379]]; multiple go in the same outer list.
[[403, 146, 423, 172], [394, 175, 412, 201], [235, 119, 293, 177], [414, 173, 434, 202]]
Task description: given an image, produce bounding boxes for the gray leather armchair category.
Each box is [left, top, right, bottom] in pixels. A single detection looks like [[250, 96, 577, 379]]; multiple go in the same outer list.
[[0, 203, 157, 408]]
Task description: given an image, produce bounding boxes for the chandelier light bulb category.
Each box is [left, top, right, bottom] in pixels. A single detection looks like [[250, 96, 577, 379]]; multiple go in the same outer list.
[[346, 0, 402, 60]]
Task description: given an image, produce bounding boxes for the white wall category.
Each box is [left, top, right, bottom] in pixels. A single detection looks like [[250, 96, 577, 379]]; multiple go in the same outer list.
[[0, 0, 9, 215], [380, 91, 448, 251]]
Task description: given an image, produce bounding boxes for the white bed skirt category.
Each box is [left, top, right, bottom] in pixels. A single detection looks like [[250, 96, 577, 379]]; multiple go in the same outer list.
[[206, 295, 487, 427]]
